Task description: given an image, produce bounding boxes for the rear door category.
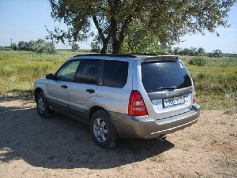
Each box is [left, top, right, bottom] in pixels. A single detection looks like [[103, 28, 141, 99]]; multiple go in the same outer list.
[[95, 59, 131, 114], [141, 60, 193, 119], [68, 59, 100, 121]]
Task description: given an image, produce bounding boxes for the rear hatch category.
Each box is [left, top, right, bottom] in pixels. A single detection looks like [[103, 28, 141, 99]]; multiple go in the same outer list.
[[141, 57, 194, 119]]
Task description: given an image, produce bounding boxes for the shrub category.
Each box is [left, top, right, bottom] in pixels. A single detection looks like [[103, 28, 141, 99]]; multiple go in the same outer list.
[[189, 57, 207, 66], [208, 49, 222, 57], [28, 39, 56, 54], [17, 39, 56, 54], [91, 41, 101, 53]]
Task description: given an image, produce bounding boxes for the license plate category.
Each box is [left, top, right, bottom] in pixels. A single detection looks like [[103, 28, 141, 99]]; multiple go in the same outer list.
[[163, 95, 189, 108]]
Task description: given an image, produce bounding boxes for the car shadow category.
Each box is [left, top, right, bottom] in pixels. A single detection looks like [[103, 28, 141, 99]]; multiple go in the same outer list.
[[0, 102, 174, 169]]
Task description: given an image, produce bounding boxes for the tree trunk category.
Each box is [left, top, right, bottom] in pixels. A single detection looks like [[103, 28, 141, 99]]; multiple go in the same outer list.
[[93, 15, 109, 54], [101, 42, 108, 54], [112, 15, 132, 54], [112, 41, 121, 54]]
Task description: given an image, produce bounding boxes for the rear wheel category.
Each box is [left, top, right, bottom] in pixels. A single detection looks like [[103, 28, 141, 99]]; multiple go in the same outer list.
[[36, 92, 50, 119], [90, 110, 117, 148]]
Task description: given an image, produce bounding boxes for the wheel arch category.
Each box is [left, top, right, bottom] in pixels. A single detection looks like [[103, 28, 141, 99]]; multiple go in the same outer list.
[[89, 106, 109, 121], [89, 105, 119, 148], [89, 105, 119, 137], [34, 88, 43, 102]]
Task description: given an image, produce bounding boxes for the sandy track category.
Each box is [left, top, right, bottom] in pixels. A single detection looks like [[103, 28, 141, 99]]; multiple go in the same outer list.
[[0, 98, 236, 178]]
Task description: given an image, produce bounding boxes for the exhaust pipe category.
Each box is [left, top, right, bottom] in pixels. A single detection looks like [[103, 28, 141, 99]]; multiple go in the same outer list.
[[158, 134, 166, 141]]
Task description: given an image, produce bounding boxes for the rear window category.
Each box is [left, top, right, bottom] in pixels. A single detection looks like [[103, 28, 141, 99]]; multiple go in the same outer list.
[[75, 60, 99, 84], [142, 61, 192, 93], [103, 60, 128, 88]]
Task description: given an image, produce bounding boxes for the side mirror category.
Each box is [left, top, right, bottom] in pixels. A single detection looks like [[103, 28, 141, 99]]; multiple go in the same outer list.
[[46, 73, 56, 80]]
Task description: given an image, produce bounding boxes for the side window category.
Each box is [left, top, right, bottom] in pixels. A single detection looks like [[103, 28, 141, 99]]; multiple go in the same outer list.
[[75, 60, 99, 84], [56, 60, 80, 81], [103, 60, 128, 88]]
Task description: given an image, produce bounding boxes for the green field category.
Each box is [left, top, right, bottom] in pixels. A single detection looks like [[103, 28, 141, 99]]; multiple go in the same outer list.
[[0, 51, 79, 97], [0, 51, 236, 113], [181, 56, 237, 113]]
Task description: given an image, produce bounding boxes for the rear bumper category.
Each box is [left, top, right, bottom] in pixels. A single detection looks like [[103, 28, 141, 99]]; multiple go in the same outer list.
[[110, 104, 200, 139]]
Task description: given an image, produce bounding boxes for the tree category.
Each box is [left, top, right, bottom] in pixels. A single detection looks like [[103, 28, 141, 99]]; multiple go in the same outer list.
[[181, 48, 191, 56], [173, 47, 182, 55], [18, 41, 29, 51], [71, 43, 79, 52], [213, 49, 222, 57], [91, 40, 101, 53], [119, 36, 165, 54], [11, 43, 18, 51], [47, 0, 235, 54], [118, 21, 165, 54], [190, 47, 197, 56], [208, 49, 222, 57], [197, 47, 205, 56], [17, 39, 56, 54]]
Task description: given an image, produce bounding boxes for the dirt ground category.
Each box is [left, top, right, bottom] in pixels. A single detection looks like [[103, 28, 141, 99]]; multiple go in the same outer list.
[[0, 97, 236, 178]]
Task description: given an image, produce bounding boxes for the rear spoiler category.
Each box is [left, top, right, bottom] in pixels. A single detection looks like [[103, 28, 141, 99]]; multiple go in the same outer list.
[[141, 56, 179, 62]]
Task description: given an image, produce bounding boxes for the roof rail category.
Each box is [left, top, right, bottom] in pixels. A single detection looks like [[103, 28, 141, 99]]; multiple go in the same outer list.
[[73, 54, 137, 58]]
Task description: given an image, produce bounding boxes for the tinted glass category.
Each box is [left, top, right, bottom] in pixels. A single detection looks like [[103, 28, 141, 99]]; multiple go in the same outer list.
[[57, 61, 80, 81], [142, 61, 192, 93], [75, 60, 99, 84], [103, 60, 128, 88]]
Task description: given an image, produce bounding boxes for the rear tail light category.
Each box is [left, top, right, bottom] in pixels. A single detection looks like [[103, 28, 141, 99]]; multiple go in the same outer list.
[[128, 90, 148, 116], [193, 89, 196, 104]]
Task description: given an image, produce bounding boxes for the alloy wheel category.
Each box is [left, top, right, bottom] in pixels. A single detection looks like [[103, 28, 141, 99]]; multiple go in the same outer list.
[[93, 117, 109, 142]]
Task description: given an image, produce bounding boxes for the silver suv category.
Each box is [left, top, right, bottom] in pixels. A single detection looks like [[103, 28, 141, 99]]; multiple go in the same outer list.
[[34, 54, 200, 148]]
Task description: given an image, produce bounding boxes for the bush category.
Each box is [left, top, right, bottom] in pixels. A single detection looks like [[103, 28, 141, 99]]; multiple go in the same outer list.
[[91, 41, 101, 53], [189, 57, 207, 66], [0, 46, 13, 51], [17, 39, 56, 54], [208, 49, 222, 57], [28, 39, 56, 54]]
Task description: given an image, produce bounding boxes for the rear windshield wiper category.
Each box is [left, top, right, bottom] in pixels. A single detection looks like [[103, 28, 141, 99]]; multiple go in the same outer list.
[[156, 86, 177, 91]]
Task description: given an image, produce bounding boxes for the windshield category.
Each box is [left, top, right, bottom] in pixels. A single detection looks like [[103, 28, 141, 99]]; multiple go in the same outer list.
[[141, 61, 192, 93]]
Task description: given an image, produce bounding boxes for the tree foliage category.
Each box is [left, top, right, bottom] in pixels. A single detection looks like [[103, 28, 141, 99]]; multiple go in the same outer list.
[[17, 39, 56, 54], [197, 48, 205, 56], [173, 47, 206, 56], [91, 40, 101, 53], [118, 22, 167, 54], [18, 41, 29, 51], [11, 43, 18, 51], [71, 42, 80, 52], [47, 0, 235, 54], [209, 49, 223, 57]]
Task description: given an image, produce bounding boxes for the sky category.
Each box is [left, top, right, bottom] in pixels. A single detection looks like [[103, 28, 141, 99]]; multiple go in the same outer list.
[[0, 0, 236, 53]]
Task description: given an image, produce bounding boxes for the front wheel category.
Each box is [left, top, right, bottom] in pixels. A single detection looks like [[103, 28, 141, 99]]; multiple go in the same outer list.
[[36, 92, 50, 119], [90, 110, 117, 148]]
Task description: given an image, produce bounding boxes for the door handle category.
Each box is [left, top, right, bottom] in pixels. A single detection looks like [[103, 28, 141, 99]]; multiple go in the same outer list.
[[61, 85, 68, 89], [86, 89, 95, 93]]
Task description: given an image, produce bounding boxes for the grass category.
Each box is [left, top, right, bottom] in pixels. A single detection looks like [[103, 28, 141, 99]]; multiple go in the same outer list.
[[181, 56, 237, 112], [0, 50, 84, 98], [0, 50, 78, 61], [0, 51, 236, 112]]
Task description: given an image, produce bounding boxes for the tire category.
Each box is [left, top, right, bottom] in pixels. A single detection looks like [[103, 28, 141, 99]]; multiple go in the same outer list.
[[36, 92, 50, 119], [90, 110, 117, 148]]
